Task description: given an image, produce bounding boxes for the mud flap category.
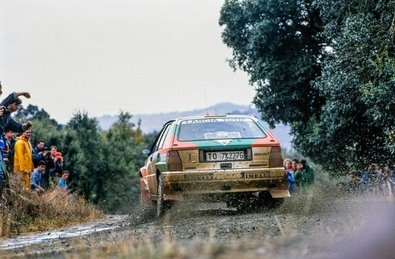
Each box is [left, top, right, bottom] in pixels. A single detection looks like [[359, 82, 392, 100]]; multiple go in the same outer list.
[[269, 189, 291, 198]]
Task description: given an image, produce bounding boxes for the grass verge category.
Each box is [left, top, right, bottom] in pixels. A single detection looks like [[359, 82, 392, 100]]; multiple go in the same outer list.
[[0, 174, 102, 237]]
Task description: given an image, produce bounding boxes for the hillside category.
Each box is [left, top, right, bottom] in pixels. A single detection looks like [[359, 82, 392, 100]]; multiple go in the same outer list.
[[98, 102, 293, 149]]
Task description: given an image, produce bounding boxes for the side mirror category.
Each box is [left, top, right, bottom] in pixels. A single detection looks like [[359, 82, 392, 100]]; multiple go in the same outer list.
[[142, 149, 151, 156]]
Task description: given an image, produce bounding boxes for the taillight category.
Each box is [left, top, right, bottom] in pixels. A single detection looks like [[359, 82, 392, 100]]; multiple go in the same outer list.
[[166, 151, 182, 171], [269, 146, 283, 167]]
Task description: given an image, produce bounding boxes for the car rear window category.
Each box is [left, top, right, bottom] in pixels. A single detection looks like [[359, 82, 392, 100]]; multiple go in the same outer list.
[[178, 118, 267, 141]]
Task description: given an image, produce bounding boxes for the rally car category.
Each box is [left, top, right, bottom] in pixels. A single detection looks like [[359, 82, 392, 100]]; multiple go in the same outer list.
[[139, 115, 289, 217]]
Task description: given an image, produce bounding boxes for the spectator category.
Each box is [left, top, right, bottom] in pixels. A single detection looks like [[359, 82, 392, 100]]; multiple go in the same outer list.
[[13, 129, 34, 191], [42, 146, 63, 188], [3, 129, 16, 173], [53, 151, 64, 179], [58, 170, 70, 191], [33, 140, 47, 167], [0, 138, 6, 199], [291, 159, 299, 173], [30, 160, 46, 193], [0, 91, 32, 135], [284, 158, 297, 193], [294, 159, 315, 192], [0, 90, 31, 196]]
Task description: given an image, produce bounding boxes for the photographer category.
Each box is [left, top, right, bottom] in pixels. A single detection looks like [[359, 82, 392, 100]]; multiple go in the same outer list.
[[0, 91, 32, 135]]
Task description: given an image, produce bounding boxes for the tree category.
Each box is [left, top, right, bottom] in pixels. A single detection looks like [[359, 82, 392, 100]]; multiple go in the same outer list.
[[63, 112, 105, 203], [220, 0, 395, 172], [29, 119, 63, 147], [14, 104, 59, 126], [13, 104, 62, 148], [220, 0, 325, 127], [99, 112, 145, 212], [298, 0, 395, 170]]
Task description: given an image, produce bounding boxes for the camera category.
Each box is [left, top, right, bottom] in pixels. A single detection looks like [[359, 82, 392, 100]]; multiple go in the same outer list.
[[0, 106, 9, 113]]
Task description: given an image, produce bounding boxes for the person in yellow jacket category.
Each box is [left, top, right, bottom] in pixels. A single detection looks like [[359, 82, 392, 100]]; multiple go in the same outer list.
[[13, 129, 34, 191]]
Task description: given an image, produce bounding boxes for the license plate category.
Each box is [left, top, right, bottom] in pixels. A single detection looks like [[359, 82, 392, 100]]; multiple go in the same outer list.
[[206, 151, 245, 162]]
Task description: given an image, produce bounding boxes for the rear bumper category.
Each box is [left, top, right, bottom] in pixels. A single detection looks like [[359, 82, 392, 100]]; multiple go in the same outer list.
[[160, 167, 290, 200]]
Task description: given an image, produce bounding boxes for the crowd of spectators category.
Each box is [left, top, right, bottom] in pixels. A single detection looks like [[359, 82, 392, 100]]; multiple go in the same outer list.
[[346, 164, 395, 195], [0, 86, 70, 202], [284, 158, 315, 194]]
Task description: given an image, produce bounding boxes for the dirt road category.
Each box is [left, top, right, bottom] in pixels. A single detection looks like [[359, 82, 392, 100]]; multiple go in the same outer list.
[[1, 189, 395, 258]]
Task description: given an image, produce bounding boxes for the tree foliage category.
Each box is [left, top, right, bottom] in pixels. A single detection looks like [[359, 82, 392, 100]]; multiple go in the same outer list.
[[64, 112, 105, 203], [220, 0, 325, 127], [309, 0, 395, 169], [19, 105, 151, 212], [13, 104, 63, 147], [99, 112, 145, 211], [220, 0, 395, 172], [15, 104, 59, 126]]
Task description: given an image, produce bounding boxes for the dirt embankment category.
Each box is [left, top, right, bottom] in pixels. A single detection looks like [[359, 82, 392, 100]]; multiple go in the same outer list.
[[2, 188, 395, 258]]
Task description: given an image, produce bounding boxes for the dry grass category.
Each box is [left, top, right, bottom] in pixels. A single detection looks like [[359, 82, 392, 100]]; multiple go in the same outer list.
[[0, 174, 102, 237]]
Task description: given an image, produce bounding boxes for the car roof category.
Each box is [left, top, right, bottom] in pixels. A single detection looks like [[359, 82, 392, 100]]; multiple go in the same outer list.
[[170, 114, 258, 123]]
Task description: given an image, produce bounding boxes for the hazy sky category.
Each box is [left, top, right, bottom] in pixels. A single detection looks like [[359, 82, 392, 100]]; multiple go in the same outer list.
[[0, 0, 254, 124]]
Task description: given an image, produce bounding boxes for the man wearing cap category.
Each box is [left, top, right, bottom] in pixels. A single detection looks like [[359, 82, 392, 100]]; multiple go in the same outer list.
[[52, 151, 64, 176]]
